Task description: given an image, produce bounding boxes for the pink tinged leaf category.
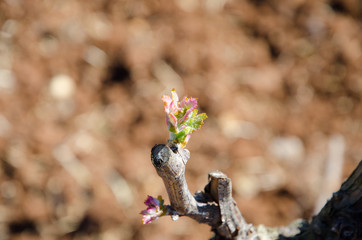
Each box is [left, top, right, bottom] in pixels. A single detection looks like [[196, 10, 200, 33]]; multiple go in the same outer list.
[[171, 89, 179, 103], [162, 94, 181, 115], [142, 215, 153, 224], [184, 134, 191, 145], [180, 97, 198, 110], [161, 95, 172, 104], [141, 206, 162, 224], [142, 212, 162, 224], [141, 196, 164, 224], [161, 95, 172, 111], [168, 113, 178, 127], [178, 134, 191, 148], [141, 207, 156, 216], [166, 115, 177, 132], [179, 97, 198, 123], [144, 195, 160, 207], [162, 89, 207, 148], [169, 101, 181, 114], [179, 108, 195, 124]]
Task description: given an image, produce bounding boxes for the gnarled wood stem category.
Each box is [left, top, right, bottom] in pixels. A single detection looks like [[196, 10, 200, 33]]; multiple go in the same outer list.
[[151, 144, 254, 238], [151, 143, 362, 240]]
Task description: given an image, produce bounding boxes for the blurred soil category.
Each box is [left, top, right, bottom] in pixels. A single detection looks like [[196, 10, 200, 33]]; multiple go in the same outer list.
[[0, 0, 361, 239]]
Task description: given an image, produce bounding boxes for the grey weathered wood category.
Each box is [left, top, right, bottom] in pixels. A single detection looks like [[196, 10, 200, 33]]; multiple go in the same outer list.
[[151, 144, 255, 239], [280, 160, 362, 240], [205, 171, 255, 239], [150, 143, 362, 240]]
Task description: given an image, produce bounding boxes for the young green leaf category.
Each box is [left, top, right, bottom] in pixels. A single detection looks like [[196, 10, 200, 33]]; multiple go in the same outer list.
[[161, 89, 207, 147]]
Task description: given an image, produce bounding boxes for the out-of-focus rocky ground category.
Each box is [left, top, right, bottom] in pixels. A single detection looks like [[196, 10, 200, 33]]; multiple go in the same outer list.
[[0, 0, 361, 239]]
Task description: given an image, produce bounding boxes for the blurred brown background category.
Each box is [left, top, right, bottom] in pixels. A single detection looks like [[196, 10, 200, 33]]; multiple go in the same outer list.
[[0, 0, 361, 239]]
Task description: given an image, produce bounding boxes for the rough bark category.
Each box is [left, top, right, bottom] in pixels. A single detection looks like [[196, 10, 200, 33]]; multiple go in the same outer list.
[[280, 160, 362, 240], [150, 143, 362, 240]]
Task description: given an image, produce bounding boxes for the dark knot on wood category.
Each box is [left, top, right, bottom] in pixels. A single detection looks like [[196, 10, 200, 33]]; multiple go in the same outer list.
[[151, 144, 170, 168]]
